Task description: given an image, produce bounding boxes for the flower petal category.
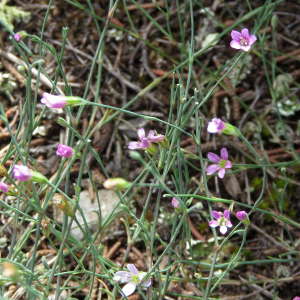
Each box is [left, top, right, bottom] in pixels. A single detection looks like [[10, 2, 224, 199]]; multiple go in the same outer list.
[[220, 226, 228, 234], [212, 211, 221, 219], [224, 210, 230, 219], [141, 279, 152, 287], [249, 35, 257, 45], [240, 45, 251, 52], [220, 148, 228, 160], [147, 130, 155, 139], [140, 138, 150, 149], [241, 28, 250, 40], [122, 282, 136, 297], [207, 152, 221, 163], [218, 168, 225, 178], [114, 271, 132, 283], [225, 161, 232, 168], [128, 142, 141, 150], [226, 220, 233, 228], [137, 128, 146, 140], [230, 40, 242, 49], [127, 264, 139, 275], [206, 164, 220, 176], [209, 220, 219, 228], [231, 30, 242, 41]]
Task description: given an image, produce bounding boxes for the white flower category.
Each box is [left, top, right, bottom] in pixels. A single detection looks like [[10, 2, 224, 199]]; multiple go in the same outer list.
[[113, 264, 151, 296]]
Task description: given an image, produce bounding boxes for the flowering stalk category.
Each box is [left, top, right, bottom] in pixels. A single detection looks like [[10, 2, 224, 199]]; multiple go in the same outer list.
[[41, 92, 87, 109]]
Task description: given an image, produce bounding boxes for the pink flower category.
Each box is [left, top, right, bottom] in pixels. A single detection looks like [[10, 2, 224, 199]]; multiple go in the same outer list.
[[293, 297, 300, 300], [113, 264, 151, 296], [230, 28, 257, 52], [41, 93, 86, 108], [14, 33, 22, 42], [236, 211, 247, 221], [13, 165, 33, 182], [0, 182, 10, 193], [13, 165, 47, 183], [206, 148, 232, 178], [56, 144, 74, 158], [128, 128, 158, 155], [207, 118, 226, 133], [209, 210, 233, 234], [171, 198, 180, 208]]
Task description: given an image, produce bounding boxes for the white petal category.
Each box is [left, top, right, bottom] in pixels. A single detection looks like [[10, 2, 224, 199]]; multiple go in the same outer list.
[[141, 279, 152, 287], [220, 226, 228, 234], [122, 282, 136, 297]]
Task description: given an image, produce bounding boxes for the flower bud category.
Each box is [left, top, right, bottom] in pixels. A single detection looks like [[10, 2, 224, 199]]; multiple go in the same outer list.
[[271, 15, 278, 29], [52, 193, 75, 219], [13, 165, 48, 183], [103, 178, 131, 191], [56, 144, 74, 158], [2, 262, 20, 281], [207, 118, 240, 137], [41, 217, 51, 237], [13, 31, 27, 42], [41, 92, 86, 109], [171, 198, 180, 208], [0, 164, 7, 177], [0, 182, 10, 193], [236, 211, 250, 225]]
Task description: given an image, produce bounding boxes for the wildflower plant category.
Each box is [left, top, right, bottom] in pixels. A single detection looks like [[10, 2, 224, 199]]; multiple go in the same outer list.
[[0, 2, 299, 300]]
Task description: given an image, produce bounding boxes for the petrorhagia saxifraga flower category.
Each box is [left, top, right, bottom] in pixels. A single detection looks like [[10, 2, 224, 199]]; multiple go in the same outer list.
[[56, 144, 74, 158], [41, 92, 86, 109], [206, 148, 232, 179], [13, 165, 48, 183], [128, 128, 168, 155], [230, 28, 257, 52], [207, 118, 239, 136], [209, 210, 233, 235], [113, 264, 151, 296]]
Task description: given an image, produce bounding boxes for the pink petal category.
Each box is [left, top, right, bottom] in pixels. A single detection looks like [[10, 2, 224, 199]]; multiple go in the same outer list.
[[220, 148, 228, 160], [241, 28, 250, 40], [220, 226, 228, 234], [209, 220, 219, 228], [140, 138, 150, 148], [226, 220, 233, 228], [122, 282, 136, 297], [240, 45, 251, 52], [137, 128, 146, 140], [248, 35, 257, 45], [231, 30, 242, 41], [147, 130, 155, 139], [230, 40, 242, 49], [206, 164, 220, 176], [224, 210, 230, 219], [218, 168, 225, 178], [225, 161, 232, 168], [127, 264, 139, 275], [212, 211, 221, 219], [207, 152, 221, 163], [128, 142, 140, 150]]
